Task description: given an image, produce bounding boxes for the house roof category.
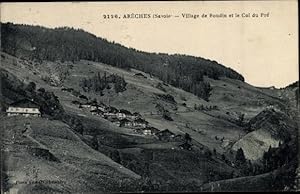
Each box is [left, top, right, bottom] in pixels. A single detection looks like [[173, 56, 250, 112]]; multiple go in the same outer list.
[[98, 102, 107, 107], [133, 112, 141, 116], [179, 142, 192, 149], [119, 109, 132, 115], [84, 101, 98, 106], [107, 106, 118, 113], [9, 99, 40, 108], [134, 118, 148, 124], [120, 118, 131, 123], [156, 129, 175, 136], [134, 73, 147, 77], [144, 126, 159, 133], [90, 109, 104, 113]]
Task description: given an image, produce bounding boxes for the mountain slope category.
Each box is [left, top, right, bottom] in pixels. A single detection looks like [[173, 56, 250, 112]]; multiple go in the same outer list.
[[1, 23, 298, 192], [1, 22, 244, 101], [1, 116, 140, 193]]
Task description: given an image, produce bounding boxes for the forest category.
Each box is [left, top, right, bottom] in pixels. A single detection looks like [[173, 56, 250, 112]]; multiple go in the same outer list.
[[1, 22, 244, 101], [80, 72, 127, 95]]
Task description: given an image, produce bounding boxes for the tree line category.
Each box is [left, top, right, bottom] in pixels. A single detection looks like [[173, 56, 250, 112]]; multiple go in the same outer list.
[[79, 72, 127, 94], [1, 22, 244, 101]]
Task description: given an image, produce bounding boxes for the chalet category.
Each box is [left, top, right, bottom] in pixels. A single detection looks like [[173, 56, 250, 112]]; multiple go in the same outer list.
[[61, 87, 74, 92], [119, 118, 133, 128], [97, 102, 107, 112], [88, 101, 98, 110], [90, 102, 107, 111], [80, 102, 92, 109], [90, 109, 104, 116], [155, 129, 175, 141], [132, 118, 148, 128], [179, 142, 192, 150], [134, 73, 147, 79], [116, 109, 132, 119], [127, 112, 142, 120], [104, 112, 117, 119], [107, 117, 121, 126], [173, 134, 184, 141], [103, 106, 119, 119], [135, 126, 159, 136], [6, 99, 41, 117], [78, 95, 88, 101], [81, 101, 106, 111], [105, 106, 118, 114]]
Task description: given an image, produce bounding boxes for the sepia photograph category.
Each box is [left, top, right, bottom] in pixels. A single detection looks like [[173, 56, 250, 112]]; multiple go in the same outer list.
[[0, 1, 299, 193]]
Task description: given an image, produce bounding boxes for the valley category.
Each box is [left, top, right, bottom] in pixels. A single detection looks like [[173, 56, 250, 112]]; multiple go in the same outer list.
[[0, 22, 298, 193]]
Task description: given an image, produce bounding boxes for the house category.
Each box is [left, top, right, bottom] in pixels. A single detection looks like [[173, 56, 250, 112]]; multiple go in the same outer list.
[[134, 73, 147, 79], [107, 117, 121, 126], [119, 118, 133, 128], [6, 99, 41, 117], [128, 112, 142, 120], [173, 134, 184, 141], [179, 142, 192, 150], [155, 129, 175, 141], [104, 112, 117, 119], [90, 101, 108, 111], [97, 102, 107, 112], [103, 106, 119, 119], [132, 118, 148, 128], [61, 87, 74, 92], [80, 102, 92, 109], [105, 106, 118, 114], [89, 101, 98, 110], [90, 109, 104, 116], [116, 109, 132, 119], [135, 126, 159, 136]]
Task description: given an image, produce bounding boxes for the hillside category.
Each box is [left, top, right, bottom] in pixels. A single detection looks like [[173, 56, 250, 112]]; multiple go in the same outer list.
[[1, 22, 244, 101], [0, 23, 298, 192]]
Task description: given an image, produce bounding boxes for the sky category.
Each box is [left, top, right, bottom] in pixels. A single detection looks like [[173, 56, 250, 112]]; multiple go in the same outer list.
[[1, 1, 298, 88]]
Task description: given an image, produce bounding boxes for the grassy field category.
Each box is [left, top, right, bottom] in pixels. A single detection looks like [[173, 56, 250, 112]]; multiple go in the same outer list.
[[0, 116, 140, 193]]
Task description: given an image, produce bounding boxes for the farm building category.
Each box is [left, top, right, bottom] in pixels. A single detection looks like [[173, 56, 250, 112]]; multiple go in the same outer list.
[[134, 73, 147, 79], [116, 109, 132, 119], [6, 99, 41, 117], [117, 109, 131, 119], [103, 106, 119, 119], [155, 129, 175, 141], [105, 106, 118, 114], [135, 126, 159, 136], [119, 118, 133, 128], [107, 117, 121, 126], [90, 109, 104, 116], [127, 112, 142, 120], [132, 118, 148, 128], [179, 142, 192, 150], [173, 134, 184, 141], [96, 102, 107, 112]]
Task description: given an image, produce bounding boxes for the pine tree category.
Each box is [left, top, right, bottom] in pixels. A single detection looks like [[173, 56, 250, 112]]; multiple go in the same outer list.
[[235, 148, 246, 165]]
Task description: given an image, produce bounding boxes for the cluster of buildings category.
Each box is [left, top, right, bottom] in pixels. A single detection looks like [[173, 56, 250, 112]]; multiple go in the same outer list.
[[5, 99, 187, 147], [77, 100, 188, 144], [76, 100, 187, 144], [75, 100, 160, 136]]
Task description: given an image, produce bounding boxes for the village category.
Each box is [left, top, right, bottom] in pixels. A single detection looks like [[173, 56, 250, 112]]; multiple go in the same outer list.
[[5, 98, 191, 150]]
